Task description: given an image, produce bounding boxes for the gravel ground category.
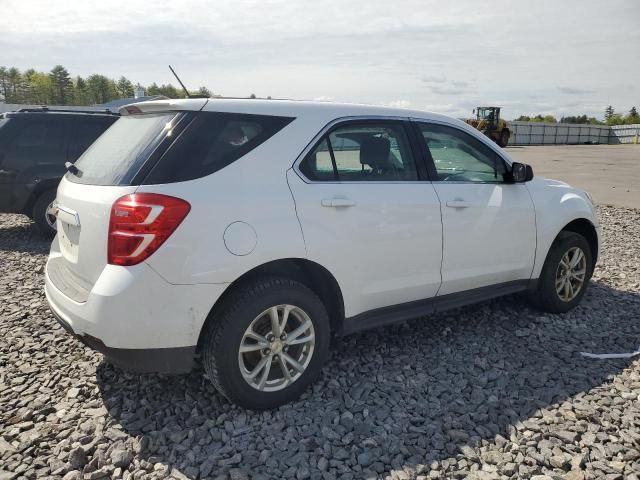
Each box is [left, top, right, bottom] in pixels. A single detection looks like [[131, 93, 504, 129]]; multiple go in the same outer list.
[[1, 206, 639, 480]]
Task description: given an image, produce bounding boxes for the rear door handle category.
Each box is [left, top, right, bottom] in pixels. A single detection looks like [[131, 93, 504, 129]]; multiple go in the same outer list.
[[321, 197, 356, 208], [446, 200, 471, 209]]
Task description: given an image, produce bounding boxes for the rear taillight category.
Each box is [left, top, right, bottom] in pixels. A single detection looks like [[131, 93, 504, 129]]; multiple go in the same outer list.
[[108, 193, 190, 266]]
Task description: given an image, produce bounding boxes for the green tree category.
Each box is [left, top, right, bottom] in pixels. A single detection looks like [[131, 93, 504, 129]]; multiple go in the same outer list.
[[27, 71, 53, 104], [0, 67, 7, 102], [49, 65, 73, 105], [606, 114, 625, 126], [560, 115, 583, 124], [195, 86, 212, 97], [604, 105, 615, 120], [146, 82, 183, 98], [86, 74, 117, 104], [560, 115, 603, 125], [116, 76, 134, 98], [627, 106, 639, 124], [521, 114, 557, 123], [73, 76, 91, 105], [160, 84, 180, 98], [2, 67, 26, 103], [146, 82, 160, 96]]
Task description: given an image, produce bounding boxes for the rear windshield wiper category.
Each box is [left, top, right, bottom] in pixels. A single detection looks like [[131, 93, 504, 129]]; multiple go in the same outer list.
[[65, 162, 82, 177]]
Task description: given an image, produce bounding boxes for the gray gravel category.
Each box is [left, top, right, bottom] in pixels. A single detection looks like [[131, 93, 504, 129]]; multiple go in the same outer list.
[[1, 206, 639, 480]]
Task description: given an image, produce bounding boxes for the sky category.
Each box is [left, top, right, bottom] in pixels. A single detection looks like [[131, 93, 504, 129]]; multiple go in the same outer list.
[[2, 0, 639, 120]]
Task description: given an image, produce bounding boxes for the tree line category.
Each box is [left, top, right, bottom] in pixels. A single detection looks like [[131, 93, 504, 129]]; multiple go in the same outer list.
[[515, 106, 639, 125], [2, 65, 638, 126], [0, 65, 213, 106]]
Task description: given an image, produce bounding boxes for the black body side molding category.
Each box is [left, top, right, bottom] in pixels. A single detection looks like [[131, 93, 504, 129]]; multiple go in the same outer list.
[[340, 279, 536, 336]]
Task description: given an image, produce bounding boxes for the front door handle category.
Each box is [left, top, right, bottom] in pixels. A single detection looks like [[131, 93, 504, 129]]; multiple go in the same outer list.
[[321, 197, 356, 208], [446, 200, 471, 209]]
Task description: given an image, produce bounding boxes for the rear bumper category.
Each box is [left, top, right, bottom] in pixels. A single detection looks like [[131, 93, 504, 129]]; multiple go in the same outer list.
[[44, 253, 228, 374], [49, 306, 196, 373]]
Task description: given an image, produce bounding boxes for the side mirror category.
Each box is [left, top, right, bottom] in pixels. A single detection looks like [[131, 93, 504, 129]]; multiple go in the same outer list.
[[511, 162, 534, 183], [472, 108, 476, 114]]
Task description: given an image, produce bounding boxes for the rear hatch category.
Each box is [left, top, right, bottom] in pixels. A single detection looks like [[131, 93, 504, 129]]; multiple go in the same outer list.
[[51, 99, 207, 290], [50, 98, 297, 292]]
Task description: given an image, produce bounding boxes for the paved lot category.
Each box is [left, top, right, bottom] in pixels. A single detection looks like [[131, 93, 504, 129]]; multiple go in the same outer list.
[[1, 146, 640, 480], [507, 145, 640, 209]]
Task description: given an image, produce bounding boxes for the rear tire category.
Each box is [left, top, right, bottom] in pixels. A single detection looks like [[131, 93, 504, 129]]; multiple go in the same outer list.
[[498, 130, 510, 147], [32, 189, 57, 237], [533, 231, 593, 313], [201, 277, 330, 410]]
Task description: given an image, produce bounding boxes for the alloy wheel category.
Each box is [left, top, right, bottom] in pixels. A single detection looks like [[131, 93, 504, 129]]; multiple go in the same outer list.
[[45, 201, 58, 231], [555, 246, 587, 302], [238, 304, 315, 392]]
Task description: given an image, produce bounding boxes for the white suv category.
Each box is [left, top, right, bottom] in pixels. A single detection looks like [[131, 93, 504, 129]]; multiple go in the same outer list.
[[45, 99, 600, 409]]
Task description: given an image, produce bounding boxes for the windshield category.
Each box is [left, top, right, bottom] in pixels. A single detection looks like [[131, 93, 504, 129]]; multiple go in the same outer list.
[[70, 113, 181, 185], [477, 108, 495, 120]]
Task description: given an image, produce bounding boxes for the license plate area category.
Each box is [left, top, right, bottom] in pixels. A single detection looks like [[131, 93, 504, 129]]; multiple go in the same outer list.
[[57, 209, 80, 263]]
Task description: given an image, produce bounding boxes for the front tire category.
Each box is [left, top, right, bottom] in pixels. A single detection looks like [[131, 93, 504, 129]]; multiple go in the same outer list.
[[201, 277, 330, 410], [32, 189, 57, 237], [534, 231, 593, 313]]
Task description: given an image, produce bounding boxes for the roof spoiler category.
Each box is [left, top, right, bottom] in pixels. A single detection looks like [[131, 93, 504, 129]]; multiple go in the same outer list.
[[118, 98, 209, 116], [17, 107, 116, 115]]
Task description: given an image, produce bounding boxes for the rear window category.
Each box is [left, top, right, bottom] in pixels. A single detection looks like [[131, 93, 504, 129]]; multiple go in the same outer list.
[[68, 111, 294, 186], [67, 116, 118, 161], [70, 113, 181, 185]]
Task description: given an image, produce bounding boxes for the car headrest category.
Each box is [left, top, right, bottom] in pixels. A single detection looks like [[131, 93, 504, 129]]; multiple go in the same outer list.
[[360, 137, 391, 169]]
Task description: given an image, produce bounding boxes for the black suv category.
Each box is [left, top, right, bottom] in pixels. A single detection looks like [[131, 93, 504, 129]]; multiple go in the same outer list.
[[0, 108, 117, 235]]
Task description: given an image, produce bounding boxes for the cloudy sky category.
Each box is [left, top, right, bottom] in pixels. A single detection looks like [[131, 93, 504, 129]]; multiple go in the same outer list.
[[3, 0, 639, 119]]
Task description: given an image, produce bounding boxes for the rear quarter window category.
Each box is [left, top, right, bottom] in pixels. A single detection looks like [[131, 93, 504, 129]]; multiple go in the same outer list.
[[142, 112, 294, 184]]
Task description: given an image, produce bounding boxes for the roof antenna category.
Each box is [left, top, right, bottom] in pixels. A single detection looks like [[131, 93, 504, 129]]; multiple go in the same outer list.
[[168, 65, 191, 98]]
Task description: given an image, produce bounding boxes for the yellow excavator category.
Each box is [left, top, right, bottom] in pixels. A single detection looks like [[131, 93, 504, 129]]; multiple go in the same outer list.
[[465, 106, 510, 147]]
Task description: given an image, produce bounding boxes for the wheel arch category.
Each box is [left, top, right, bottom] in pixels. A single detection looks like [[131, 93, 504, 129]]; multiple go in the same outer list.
[[558, 218, 599, 268], [196, 258, 345, 352], [23, 178, 60, 217]]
